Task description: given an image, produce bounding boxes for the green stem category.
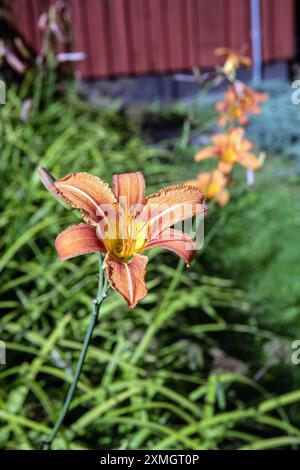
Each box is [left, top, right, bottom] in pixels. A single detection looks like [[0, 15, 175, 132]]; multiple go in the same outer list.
[[42, 254, 107, 450]]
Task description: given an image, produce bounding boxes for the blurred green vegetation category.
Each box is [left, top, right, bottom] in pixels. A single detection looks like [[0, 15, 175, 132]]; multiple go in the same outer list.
[[247, 80, 300, 159], [0, 78, 300, 450]]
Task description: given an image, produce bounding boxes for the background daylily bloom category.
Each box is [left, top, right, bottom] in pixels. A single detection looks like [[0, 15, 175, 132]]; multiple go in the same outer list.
[[186, 170, 229, 206], [216, 83, 269, 126], [194, 127, 261, 174], [214, 47, 251, 76], [39, 168, 205, 308]]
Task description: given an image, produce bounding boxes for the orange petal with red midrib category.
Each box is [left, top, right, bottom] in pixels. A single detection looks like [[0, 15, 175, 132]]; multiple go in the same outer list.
[[54, 172, 116, 224], [112, 172, 145, 210], [143, 184, 205, 240], [55, 224, 106, 260], [104, 253, 148, 308], [144, 228, 196, 266]]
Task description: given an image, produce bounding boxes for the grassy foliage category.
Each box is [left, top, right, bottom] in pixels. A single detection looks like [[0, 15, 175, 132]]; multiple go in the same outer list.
[[1, 81, 300, 450]]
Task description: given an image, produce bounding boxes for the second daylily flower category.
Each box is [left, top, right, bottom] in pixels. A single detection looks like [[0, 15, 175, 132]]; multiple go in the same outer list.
[[214, 47, 251, 76], [216, 83, 269, 127], [194, 127, 261, 174], [39, 169, 205, 308], [186, 170, 229, 206]]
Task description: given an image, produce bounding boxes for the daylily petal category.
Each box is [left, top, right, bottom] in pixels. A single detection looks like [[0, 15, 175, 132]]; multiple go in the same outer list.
[[217, 189, 230, 206], [104, 253, 148, 308], [240, 56, 252, 67], [112, 172, 145, 210], [238, 115, 249, 125], [197, 173, 212, 187], [215, 101, 226, 112], [194, 146, 217, 162], [211, 134, 229, 146], [257, 92, 269, 102], [241, 139, 254, 152], [54, 172, 116, 224], [214, 47, 232, 57], [238, 153, 261, 170], [144, 228, 196, 266], [230, 127, 245, 140], [249, 105, 261, 114], [144, 184, 205, 240], [224, 88, 237, 102], [218, 161, 233, 174], [218, 114, 227, 127], [55, 224, 106, 260]]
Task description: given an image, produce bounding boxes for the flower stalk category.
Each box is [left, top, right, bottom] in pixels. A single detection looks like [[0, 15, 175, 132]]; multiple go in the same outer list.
[[42, 253, 108, 450]]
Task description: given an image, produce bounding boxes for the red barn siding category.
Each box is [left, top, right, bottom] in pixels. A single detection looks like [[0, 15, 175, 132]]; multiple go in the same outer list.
[[148, 0, 167, 72], [261, 0, 295, 62], [8, 0, 295, 78], [127, 0, 150, 73]]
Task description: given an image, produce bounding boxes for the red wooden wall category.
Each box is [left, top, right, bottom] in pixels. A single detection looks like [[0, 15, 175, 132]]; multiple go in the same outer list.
[[9, 0, 295, 78]]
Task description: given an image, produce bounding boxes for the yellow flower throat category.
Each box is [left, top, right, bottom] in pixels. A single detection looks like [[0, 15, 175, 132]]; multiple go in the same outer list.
[[206, 182, 220, 200], [103, 217, 147, 263], [222, 148, 237, 163]]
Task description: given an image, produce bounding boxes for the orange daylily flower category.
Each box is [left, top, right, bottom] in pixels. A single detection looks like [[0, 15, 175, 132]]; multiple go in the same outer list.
[[214, 47, 251, 76], [39, 168, 205, 308], [186, 170, 229, 206], [216, 83, 269, 126], [194, 127, 260, 174]]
